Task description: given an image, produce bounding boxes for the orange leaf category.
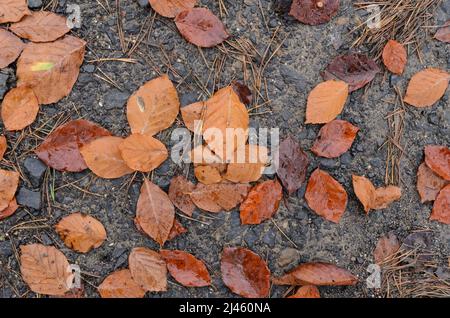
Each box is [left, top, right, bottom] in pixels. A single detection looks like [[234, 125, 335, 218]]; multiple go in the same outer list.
[[404, 68, 449, 108], [417, 162, 448, 203], [1, 86, 39, 131], [149, 0, 197, 18], [195, 165, 223, 184], [0, 198, 19, 220], [373, 233, 400, 264], [288, 285, 321, 298], [431, 184, 450, 225], [424, 145, 450, 181], [0, 28, 25, 68], [10, 11, 70, 42], [352, 175, 401, 213], [382, 40, 407, 75], [190, 182, 250, 213], [224, 144, 268, 183], [98, 269, 146, 298], [168, 176, 196, 216], [181, 101, 205, 132], [372, 186, 402, 209], [128, 247, 167, 292], [0, 169, 19, 211], [0, 0, 30, 24], [0, 135, 6, 160]]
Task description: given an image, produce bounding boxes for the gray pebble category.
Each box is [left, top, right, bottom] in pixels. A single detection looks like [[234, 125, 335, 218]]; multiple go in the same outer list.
[[16, 187, 41, 210], [23, 157, 47, 188]]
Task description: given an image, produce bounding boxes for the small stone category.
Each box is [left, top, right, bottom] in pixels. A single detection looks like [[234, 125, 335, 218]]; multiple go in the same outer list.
[[244, 229, 258, 246], [262, 229, 276, 248], [137, 0, 148, 7], [0, 72, 9, 99], [0, 241, 13, 258], [277, 248, 299, 267], [28, 0, 42, 9], [340, 152, 352, 165], [103, 89, 130, 110], [23, 157, 47, 187], [319, 158, 339, 169], [279, 65, 307, 90], [82, 64, 96, 73], [16, 187, 41, 210]]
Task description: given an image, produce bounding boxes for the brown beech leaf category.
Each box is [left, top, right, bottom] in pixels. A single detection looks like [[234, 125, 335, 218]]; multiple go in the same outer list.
[[373, 186, 402, 209], [290, 0, 340, 25], [0, 28, 25, 68], [135, 179, 175, 246], [55, 212, 107, 253], [175, 8, 229, 48], [404, 68, 449, 108], [148, 0, 197, 18], [231, 81, 253, 105], [129, 247, 167, 292], [321, 53, 380, 92], [276, 135, 310, 194], [272, 262, 357, 286], [311, 119, 359, 158], [305, 168, 347, 223], [417, 162, 448, 203], [240, 179, 283, 225], [16, 35, 86, 105], [195, 165, 223, 184], [424, 145, 450, 181], [35, 119, 111, 172], [221, 247, 270, 298], [0, 169, 19, 211], [20, 244, 73, 296], [190, 182, 250, 213], [10, 11, 70, 43], [352, 175, 401, 213], [373, 233, 400, 264], [168, 218, 187, 241], [127, 75, 180, 137], [168, 176, 196, 216], [181, 101, 205, 132], [0, 198, 19, 220], [0, 0, 30, 23], [288, 285, 321, 298], [0, 135, 6, 160], [430, 184, 450, 225], [434, 20, 450, 43], [1, 86, 39, 131], [382, 40, 407, 75], [98, 269, 146, 298], [160, 250, 211, 287], [224, 145, 268, 183], [305, 80, 348, 124]]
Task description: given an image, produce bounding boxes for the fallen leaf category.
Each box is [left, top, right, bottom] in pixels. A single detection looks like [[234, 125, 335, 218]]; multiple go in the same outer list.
[[160, 250, 211, 287], [54, 283, 85, 298], [175, 8, 229, 48], [417, 162, 448, 203], [190, 182, 250, 213], [168, 176, 196, 216], [321, 53, 380, 92], [134, 179, 175, 245], [0, 169, 19, 211], [224, 144, 268, 183], [20, 244, 73, 296], [276, 135, 310, 194], [290, 0, 340, 25], [10, 11, 70, 43], [148, 0, 197, 18], [382, 40, 407, 75], [55, 212, 107, 253], [16, 35, 86, 105], [168, 218, 187, 241], [0, 135, 6, 160], [0, 0, 30, 23], [79, 136, 133, 178], [288, 285, 321, 298], [352, 175, 401, 213], [373, 186, 402, 209], [311, 119, 359, 158], [127, 75, 180, 137], [305, 80, 348, 124], [221, 247, 270, 298], [434, 20, 450, 43], [404, 68, 449, 108], [373, 232, 400, 264], [240, 179, 283, 225], [181, 101, 205, 132], [0, 198, 19, 220], [0, 28, 25, 68], [195, 165, 223, 184], [430, 184, 450, 225], [305, 168, 347, 223], [35, 119, 111, 172], [128, 247, 167, 292], [231, 81, 253, 105], [1, 86, 39, 131], [272, 262, 357, 286], [424, 145, 450, 181], [98, 269, 146, 298]]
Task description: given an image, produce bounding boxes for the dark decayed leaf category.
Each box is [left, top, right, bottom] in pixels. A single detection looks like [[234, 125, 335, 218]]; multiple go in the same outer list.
[[190, 182, 250, 213], [416, 162, 448, 203], [290, 0, 340, 25], [373, 233, 400, 264], [231, 81, 253, 105], [0, 28, 25, 68], [10, 11, 70, 42], [168, 176, 196, 216], [430, 184, 450, 225], [424, 145, 450, 181]]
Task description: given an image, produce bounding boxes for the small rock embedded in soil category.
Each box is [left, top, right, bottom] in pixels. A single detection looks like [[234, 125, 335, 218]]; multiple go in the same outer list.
[[277, 248, 299, 267], [16, 187, 41, 210], [0, 241, 13, 258], [28, 0, 42, 9], [137, 0, 149, 8], [103, 89, 130, 110], [24, 157, 47, 187]]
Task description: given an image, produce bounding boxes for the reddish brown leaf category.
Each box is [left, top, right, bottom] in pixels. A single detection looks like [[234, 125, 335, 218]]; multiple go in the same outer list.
[[290, 0, 339, 25], [221, 247, 270, 298], [0, 169, 19, 211], [1, 86, 39, 131], [0, 198, 19, 220], [0, 135, 6, 160], [168, 176, 196, 216], [430, 184, 450, 225], [128, 247, 167, 292], [175, 8, 229, 48], [352, 175, 401, 213], [311, 119, 359, 158], [168, 218, 187, 241], [0, 0, 30, 23], [160, 250, 211, 287], [98, 269, 146, 298], [0, 28, 25, 68], [435, 20, 450, 43], [180, 101, 205, 132], [224, 145, 268, 183], [373, 233, 400, 264], [35, 119, 111, 172], [148, 0, 197, 18], [321, 53, 380, 92], [417, 162, 448, 203], [288, 285, 321, 298], [424, 145, 450, 181], [231, 81, 253, 105], [240, 179, 283, 225], [305, 168, 347, 223], [190, 182, 250, 213], [404, 68, 449, 108], [382, 40, 407, 75]]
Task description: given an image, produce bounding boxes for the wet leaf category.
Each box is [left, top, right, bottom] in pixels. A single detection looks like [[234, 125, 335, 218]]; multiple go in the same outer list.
[[290, 0, 340, 25], [55, 212, 107, 253], [424, 145, 450, 181], [272, 262, 357, 286], [128, 247, 167, 292], [10, 11, 70, 43], [98, 269, 146, 298], [373, 232, 400, 264], [0, 0, 30, 23], [20, 244, 73, 296], [431, 184, 450, 225], [127, 75, 180, 137], [231, 81, 253, 105], [382, 40, 407, 75], [224, 145, 268, 183], [240, 179, 283, 225], [305, 80, 348, 124], [0, 198, 19, 220], [404, 68, 449, 108], [148, 0, 197, 18], [195, 165, 223, 184], [321, 53, 380, 92], [175, 8, 229, 48], [305, 168, 347, 223], [311, 119, 359, 158], [0, 28, 25, 68], [288, 285, 321, 298], [16, 35, 86, 104], [134, 179, 175, 245], [434, 20, 450, 43], [352, 175, 401, 213], [35, 119, 111, 172], [1, 86, 39, 131], [168, 218, 187, 241], [181, 101, 205, 132], [190, 182, 250, 213], [160, 249, 211, 287], [276, 135, 310, 194], [0, 169, 19, 211], [417, 162, 448, 203], [168, 176, 196, 216], [0, 135, 6, 160], [221, 247, 270, 298]]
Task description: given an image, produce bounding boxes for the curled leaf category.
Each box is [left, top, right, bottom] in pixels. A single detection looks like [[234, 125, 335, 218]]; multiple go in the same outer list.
[[231, 81, 253, 105], [404, 68, 449, 108], [224, 145, 268, 183], [168, 176, 196, 216], [190, 182, 250, 213], [430, 184, 450, 225], [352, 175, 401, 213], [148, 0, 197, 18], [0, 0, 30, 24], [373, 233, 400, 264], [382, 40, 407, 75], [0, 28, 25, 68], [288, 285, 321, 298], [417, 162, 448, 203], [424, 145, 450, 181], [98, 269, 146, 298], [129, 247, 167, 292], [290, 0, 340, 25], [1, 86, 39, 131], [0, 169, 19, 211]]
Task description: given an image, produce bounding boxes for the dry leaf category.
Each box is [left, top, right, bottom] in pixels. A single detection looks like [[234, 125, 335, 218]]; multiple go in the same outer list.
[[98, 269, 146, 298], [382, 40, 407, 75], [195, 165, 223, 184], [417, 162, 448, 203], [20, 244, 73, 296], [288, 285, 320, 298], [127, 75, 180, 137], [175, 8, 229, 48], [181, 101, 205, 132], [190, 182, 250, 213], [0, 198, 19, 220], [373, 233, 400, 264], [0, 169, 19, 211], [0, 0, 30, 23], [36, 119, 111, 172], [0, 135, 6, 160], [221, 247, 270, 298], [305, 168, 347, 223], [240, 179, 283, 225], [434, 20, 450, 43], [160, 250, 211, 287], [372, 186, 402, 209], [311, 119, 359, 158], [134, 179, 175, 246], [1, 86, 39, 131], [148, 0, 197, 18], [0, 28, 25, 68], [305, 80, 348, 124], [231, 81, 253, 105], [404, 68, 449, 108], [10, 11, 70, 42], [168, 176, 196, 216], [168, 218, 187, 240], [424, 145, 450, 181], [352, 175, 401, 213], [290, 0, 340, 25], [224, 145, 268, 183], [129, 247, 167, 292], [55, 212, 107, 253], [430, 184, 450, 225]]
